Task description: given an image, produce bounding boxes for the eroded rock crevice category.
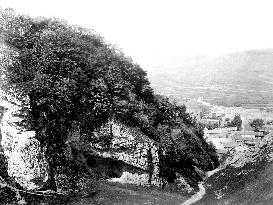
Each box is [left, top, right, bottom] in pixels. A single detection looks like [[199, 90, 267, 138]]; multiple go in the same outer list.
[[0, 89, 48, 190]]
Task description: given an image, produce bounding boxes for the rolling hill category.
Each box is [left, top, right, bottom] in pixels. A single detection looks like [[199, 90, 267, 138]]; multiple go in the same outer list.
[[148, 49, 273, 106]]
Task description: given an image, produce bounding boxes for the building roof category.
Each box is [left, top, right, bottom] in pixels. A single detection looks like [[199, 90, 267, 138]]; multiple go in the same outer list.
[[204, 127, 237, 134], [217, 149, 228, 154], [201, 119, 220, 122], [239, 131, 263, 136], [231, 134, 262, 142]]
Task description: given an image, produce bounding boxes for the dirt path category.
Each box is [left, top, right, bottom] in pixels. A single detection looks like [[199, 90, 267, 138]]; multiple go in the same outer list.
[[180, 182, 205, 205], [180, 168, 222, 205]]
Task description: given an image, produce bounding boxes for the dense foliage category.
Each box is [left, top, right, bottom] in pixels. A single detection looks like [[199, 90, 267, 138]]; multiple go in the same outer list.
[[228, 114, 242, 131], [0, 8, 218, 190], [249, 119, 265, 131]]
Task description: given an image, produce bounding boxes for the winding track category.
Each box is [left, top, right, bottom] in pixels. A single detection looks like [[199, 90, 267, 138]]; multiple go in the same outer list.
[[180, 182, 205, 205], [181, 168, 222, 205]]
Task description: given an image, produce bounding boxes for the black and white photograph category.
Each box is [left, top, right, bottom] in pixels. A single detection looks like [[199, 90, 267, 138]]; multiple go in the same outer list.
[[0, 0, 273, 204]]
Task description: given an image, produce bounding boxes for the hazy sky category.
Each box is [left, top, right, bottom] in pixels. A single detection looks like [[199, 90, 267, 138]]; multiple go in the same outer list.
[[1, 0, 273, 71]]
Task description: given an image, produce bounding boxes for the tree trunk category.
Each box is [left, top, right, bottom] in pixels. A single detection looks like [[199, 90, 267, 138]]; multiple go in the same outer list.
[[44, 146, 57, 191], [147, 147, 153, 184], [46, 164, 57, 191]]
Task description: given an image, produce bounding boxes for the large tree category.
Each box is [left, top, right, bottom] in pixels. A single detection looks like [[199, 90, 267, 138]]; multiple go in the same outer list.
[[230, 114, 242, 131], [249, 119, 264, 132]]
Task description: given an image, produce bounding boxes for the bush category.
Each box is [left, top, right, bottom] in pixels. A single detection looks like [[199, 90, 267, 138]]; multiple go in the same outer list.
[[249, 119, 264, 131]]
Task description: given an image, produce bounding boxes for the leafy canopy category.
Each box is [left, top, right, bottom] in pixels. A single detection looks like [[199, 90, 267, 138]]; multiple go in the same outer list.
[[249, 119, 264, 131]]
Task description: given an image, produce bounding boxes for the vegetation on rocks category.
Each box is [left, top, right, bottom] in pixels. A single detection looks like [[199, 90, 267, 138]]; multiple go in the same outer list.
[[0, 7, 218, 192]]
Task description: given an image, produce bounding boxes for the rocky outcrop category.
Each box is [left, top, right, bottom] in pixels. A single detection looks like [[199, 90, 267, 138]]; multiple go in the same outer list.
[[0, 89, 48, 189], [83, 121, 217, 190], [90, 121, 163, 186]]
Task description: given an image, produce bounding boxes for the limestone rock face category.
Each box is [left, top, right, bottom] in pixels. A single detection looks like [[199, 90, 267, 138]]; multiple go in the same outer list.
[[0, 89, 48, 189], [96, 121, 163, 186]]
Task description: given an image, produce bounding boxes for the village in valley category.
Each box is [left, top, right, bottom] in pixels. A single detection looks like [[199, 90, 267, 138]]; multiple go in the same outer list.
[[183, 97, 273, 156]]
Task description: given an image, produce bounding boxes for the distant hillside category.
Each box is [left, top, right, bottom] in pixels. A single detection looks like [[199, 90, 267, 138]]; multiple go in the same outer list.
[[148, 49, 273, 106]]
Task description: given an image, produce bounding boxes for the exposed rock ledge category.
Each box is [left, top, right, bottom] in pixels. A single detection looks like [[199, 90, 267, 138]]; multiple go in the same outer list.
[[0, 89, 48, 189]]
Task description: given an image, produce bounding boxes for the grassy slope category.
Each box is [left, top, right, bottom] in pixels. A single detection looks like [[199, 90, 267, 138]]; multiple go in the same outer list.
[[195, 137, 273, 205], [83, 182, 190, 205], [45, 181, 191, 205]]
